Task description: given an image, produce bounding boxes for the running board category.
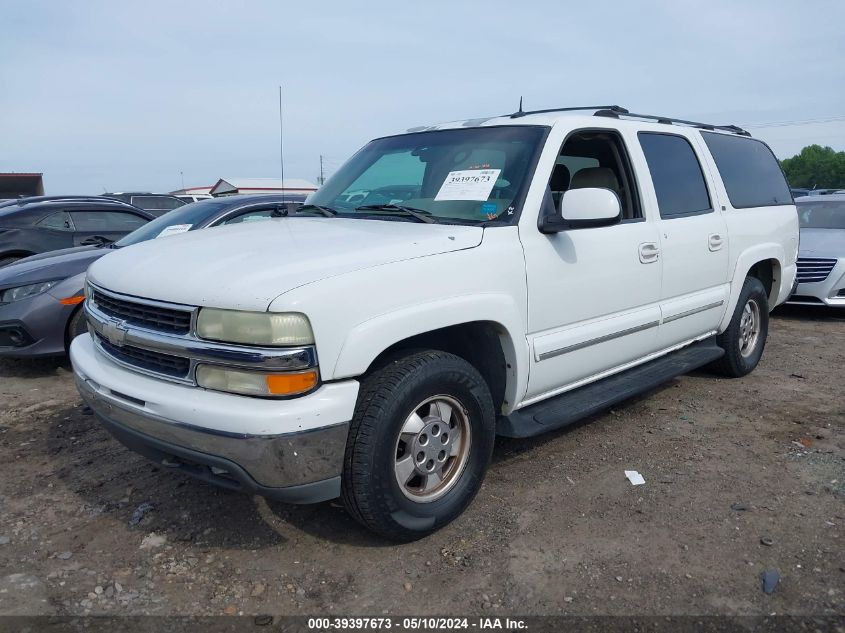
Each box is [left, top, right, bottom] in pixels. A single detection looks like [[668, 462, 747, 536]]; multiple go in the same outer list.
[[497, 338, 724, 438]]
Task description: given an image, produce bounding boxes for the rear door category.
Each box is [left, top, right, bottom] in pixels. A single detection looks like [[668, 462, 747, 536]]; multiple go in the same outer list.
[[635, 131, 729, 348], [69, 209, 150, 245]]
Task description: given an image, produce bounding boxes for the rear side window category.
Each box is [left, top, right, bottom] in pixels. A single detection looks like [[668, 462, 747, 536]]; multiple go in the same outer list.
[[131, 196, 185, 211], [37, 211, 73, 231], [701, 132, 792, 208], [638, 133, 711, 218], [69, 211, 148, 231]]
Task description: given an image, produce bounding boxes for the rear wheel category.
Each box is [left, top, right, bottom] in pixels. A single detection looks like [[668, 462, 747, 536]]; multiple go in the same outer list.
[[341, 350, 495, 541], [712, 276, 769, 377]]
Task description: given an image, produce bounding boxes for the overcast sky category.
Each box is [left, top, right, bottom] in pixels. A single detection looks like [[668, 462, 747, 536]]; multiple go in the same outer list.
[[2, 0, 844, 194]]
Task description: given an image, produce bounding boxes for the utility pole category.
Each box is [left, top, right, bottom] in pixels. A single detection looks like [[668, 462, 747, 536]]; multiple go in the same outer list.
[[279, 85, 286, 203], [319, 155, 325, 186]]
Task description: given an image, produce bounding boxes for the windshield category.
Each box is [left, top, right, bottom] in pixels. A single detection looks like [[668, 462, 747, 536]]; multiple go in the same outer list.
[[115, 198, 233, 246], [797, 199, 845, 229], [307, 126, 548, 224]]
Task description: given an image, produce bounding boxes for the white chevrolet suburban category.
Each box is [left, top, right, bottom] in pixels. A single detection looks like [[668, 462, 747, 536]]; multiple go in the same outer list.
[[71, 105, 798, 540]]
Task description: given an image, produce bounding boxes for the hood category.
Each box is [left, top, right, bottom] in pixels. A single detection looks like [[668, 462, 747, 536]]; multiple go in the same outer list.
[[798, 228, 845, 257], [0, 245, 105, 290], [88, 217, 483, 310]]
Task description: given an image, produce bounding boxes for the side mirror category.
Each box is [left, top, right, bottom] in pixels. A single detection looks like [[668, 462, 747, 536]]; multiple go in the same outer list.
[[539, 187, 622, 234]]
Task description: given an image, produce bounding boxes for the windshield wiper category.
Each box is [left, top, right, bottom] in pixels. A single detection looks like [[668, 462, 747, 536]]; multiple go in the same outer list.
[[296, 204, 338, 217], [355, 204, 436, 224]]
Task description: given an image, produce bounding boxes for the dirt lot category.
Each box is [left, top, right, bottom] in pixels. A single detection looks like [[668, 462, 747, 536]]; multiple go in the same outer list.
[[0, 306, 842, 619]]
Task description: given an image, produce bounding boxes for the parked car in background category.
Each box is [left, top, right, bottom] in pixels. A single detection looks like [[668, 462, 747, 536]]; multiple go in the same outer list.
[[174, 193, 213, 204], [805, 189, 842, 196], [0, 196, 154, 267], [104, 192, 186, 216], [790, 188, 810, 199], [788, 194, 845, 307], [0, 194, 296, 358]]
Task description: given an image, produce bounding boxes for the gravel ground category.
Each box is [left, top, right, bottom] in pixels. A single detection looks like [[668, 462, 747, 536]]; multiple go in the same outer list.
[[0, 306, 842, 618]]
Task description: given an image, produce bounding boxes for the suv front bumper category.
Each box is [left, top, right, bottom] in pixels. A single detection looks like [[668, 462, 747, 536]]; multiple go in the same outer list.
[[71, 333, 359, 504]]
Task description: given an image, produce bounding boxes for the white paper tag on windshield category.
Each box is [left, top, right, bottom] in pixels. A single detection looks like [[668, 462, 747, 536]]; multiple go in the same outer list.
[[435, 169, 501, 201], [156, 224, 192, 238]]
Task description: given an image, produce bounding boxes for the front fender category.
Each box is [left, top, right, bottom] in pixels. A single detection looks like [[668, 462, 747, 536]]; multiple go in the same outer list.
[[332, 293, 529, 413]]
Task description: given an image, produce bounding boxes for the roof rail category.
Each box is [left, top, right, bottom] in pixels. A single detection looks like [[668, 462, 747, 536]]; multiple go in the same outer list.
[[3, 195, 143, 209], [594, 109, 750, 136], [510, 105, 629, 119]]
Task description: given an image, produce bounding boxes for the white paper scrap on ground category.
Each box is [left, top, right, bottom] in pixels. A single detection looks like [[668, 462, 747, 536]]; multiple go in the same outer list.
[[156, 224, 192, 238], [434, 169, 501, 201], [625, 470, 645, 486]]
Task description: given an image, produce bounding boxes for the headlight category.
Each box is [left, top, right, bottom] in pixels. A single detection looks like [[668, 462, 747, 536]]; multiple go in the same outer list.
[[196, 365, 318, 397], [196, 309, 314, 346], [0, 280, 60, 304]]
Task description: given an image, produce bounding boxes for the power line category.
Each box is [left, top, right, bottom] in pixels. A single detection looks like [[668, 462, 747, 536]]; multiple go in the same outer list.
[[743, 115, 845, 129]]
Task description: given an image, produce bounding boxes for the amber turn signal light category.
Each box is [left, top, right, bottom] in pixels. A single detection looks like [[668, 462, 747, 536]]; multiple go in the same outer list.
[[266, 370, 319, 395]]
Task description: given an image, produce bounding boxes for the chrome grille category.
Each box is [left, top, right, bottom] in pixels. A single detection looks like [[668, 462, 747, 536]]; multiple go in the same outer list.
[[796, 257, 837, 284], [95, 333, 190, 379], [91, 289, 192, 334]]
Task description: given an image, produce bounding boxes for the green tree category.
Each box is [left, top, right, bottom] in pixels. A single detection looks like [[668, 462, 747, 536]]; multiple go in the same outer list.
[[780, 145, 845, 189]]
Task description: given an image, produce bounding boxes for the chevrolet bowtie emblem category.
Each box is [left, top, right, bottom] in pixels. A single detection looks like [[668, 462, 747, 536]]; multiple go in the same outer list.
[[102, 317, 129, 347]]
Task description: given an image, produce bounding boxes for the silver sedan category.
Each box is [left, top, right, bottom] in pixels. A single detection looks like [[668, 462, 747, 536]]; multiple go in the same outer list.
[[788, 194, 845, 307]]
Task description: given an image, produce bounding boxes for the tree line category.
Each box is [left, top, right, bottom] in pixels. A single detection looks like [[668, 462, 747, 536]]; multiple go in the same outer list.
[[779, 145, 845, 189]]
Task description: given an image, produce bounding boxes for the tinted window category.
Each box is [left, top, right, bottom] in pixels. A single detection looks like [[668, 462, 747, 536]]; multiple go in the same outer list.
[[796, 200, 845, 229], [130, 196, 186, 212], [69, 211, 148, 232], [639, 133, 711, 218], [36, 211, 73, 231], [702, 132, 792, 208]]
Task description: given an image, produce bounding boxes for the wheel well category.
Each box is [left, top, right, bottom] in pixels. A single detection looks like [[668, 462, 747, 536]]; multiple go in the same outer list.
[[366, 322, 508, 414], [64, 304, 85, 351], [747, 259, 780, 303]]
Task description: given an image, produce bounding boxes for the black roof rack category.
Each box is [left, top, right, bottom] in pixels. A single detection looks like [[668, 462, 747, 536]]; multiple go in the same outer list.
[[510, 104, 629, 119], [502, 103, 749, 136], [594, 109, 750, 136]]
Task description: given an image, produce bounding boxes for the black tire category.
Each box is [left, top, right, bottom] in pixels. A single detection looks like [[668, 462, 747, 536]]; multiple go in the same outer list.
[[0, 256, 22, 268], [341, 350, 495, 541], [65, 306, 88, 352], [711, 276, 769, 377]]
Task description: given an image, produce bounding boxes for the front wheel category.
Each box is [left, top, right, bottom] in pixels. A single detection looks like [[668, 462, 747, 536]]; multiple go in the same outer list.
[[712, 276, 769, 377], [65, 306, 88, 353], [341, 350, 495, 541]]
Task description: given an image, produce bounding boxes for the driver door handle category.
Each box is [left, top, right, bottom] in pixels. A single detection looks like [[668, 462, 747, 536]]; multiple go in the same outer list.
[[639, 242, 660, 264]]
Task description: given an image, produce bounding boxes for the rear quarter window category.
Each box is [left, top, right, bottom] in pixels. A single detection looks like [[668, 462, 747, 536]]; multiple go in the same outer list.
[[701, 132, 792, 208]]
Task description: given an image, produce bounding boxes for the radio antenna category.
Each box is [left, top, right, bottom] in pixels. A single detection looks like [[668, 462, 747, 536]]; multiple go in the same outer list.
[[278, 85, 286, 204]]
